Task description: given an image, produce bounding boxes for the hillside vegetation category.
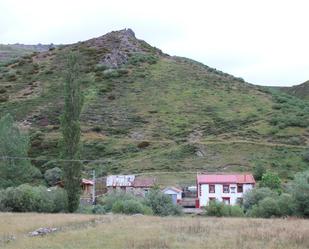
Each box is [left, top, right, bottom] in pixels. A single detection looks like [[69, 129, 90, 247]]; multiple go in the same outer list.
[[0, 29, 308, 181], [279, 81, 309, 101], [1, 213, 308, 249]]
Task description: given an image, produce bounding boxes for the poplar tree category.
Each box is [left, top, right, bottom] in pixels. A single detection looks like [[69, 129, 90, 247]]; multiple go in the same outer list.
[[61, 52, 83, 212]]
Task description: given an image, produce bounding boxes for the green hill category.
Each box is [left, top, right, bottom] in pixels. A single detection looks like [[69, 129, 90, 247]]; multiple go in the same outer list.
[[0, 29, 308, 182], [0, 44, 53, 66], [279, 81, 309, 101]]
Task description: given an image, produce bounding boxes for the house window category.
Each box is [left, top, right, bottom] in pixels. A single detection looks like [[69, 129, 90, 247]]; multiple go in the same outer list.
[[222, 197, 230, 205], [223, 185, 229, 193], [209, 184, 215, 193], [209, 197, 216, 202], [237, 184, 243, 193], [230, 187, 236, 193]]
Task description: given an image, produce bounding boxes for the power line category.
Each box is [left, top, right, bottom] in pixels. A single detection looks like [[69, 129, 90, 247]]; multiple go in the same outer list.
[[0, 156, 113, 163]]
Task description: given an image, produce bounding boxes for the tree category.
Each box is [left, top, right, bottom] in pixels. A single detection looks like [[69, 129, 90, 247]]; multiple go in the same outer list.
[[144, 189, 182, 216], [260, 172, 281, 191], [289, 170, 309, 217], [60, 52, 84, 212], [253, 163, 266, 181], [243, 187, 277, 210], [0, 114, 40, 188], [44, 167, 63, 186]]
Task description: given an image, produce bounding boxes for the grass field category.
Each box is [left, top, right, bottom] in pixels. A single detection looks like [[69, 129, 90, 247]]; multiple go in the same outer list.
[[1, 213, 308, 249]]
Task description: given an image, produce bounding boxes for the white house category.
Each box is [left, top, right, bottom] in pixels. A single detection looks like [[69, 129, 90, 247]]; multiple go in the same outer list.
[[196, 173, 255, 208], [162, 187, 183, 205]]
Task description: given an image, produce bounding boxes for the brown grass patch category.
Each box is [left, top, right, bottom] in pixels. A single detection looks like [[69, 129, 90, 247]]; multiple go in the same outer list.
[[1, 213, 308, 249]]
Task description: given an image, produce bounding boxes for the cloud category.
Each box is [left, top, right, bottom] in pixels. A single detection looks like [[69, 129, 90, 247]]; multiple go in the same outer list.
[[0, 0, 308, 86]]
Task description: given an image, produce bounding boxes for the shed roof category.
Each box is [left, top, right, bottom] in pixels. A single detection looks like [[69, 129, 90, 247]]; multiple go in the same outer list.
[[197, 174, 255, 184], [133, 177, 156, 188], [106, 175, 135, 187]]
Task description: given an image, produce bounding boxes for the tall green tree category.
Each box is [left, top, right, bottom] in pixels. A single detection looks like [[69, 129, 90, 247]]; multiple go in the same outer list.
[[61, 52, 84, 212], [0, 114, 40, 188]]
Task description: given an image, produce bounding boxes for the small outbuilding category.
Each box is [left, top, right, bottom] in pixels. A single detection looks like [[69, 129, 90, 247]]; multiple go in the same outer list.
[[162, 187, 183, 205], [106, 175, 156, 197]]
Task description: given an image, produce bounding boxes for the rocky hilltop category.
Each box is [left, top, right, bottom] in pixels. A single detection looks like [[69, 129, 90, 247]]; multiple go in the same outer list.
[[0, 29, 308, 182]]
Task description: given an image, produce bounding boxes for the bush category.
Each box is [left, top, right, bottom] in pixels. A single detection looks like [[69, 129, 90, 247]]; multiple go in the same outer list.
[[44, 167, 63, 186], [247, 197, 280, 218], [94, 64, 109, 72], [204, 201, 244, 217], [112, 199, 152, 215], [103, 69, 120, 78], [289, 170, 309, 217], [128, 53, 158, 65], [97, 191, 143, 212], [260, 172, 281, 191], [92, 205, 106, 214], [277, 193, 295, 217], [144, 189, 182, 216], [243, 187, 278, 210], [247, 193, 294, 218], [77, 204, 105, 214], [0, 184, 67, 213], [253, 164, 266, 181], [302, 151, 309, 162]]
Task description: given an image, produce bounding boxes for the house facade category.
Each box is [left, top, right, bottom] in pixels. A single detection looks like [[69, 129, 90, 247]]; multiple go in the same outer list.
[[196, 173, 255, 208], [106, 175, 156, 197]]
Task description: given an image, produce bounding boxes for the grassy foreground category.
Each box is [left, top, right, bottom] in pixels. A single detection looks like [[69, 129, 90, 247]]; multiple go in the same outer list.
[[1, 213, 308, 249]]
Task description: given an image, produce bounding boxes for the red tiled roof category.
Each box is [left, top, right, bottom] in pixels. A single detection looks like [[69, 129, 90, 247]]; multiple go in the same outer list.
[[197, 174, 255, 184], [133, 177, 156, 187]]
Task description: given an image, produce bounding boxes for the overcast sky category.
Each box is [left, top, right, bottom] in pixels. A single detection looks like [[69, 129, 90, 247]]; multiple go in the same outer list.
[[1, 0, 308, 86]]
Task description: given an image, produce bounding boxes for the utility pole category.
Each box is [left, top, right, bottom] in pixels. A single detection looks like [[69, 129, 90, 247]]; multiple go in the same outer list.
[[92, 169, 96, 205]]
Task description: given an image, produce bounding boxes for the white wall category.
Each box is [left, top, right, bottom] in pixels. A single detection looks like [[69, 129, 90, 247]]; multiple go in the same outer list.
[[163, 189, 182, 200], [199, 183, 254, 206]]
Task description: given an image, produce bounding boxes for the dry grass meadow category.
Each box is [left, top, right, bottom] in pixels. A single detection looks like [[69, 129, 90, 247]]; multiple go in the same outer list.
[[0, 213, 308, 249]]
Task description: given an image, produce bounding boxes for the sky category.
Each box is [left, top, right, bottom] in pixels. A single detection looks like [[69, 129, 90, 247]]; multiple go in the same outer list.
[[0, 0, 308, 86]]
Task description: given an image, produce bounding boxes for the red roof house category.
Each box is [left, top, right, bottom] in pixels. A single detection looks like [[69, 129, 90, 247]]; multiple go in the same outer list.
[[196, 173, 255, 208]]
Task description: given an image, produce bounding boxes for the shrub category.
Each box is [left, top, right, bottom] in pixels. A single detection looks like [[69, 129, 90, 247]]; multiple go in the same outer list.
[[0, 184, 67, 213], [260, 172, 281, 191], [103, 69, 120, 78], [128, 53, 158, 65], [243, 187, 278, 210], [44, 167, 63, 186], [302, 151, 309, 162], [253, 163, 266, 181], [92, 205, 106, 214], [144, 189, 182, 216], [112, 199, 152, 215], [287, 137, 302, 145], [277, 193, 295, 217], [229, 205, 245, 217], [204, 201, 244, 217], [289, 170, 309, 217], [97, 191, 140, 212], [247, 197, 280, 218], [94, 64, 109, 72], [77, 204, 105, 214]]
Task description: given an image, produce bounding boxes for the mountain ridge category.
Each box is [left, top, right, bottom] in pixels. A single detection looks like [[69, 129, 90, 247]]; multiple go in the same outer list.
[[0, 29, 308, 182]]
